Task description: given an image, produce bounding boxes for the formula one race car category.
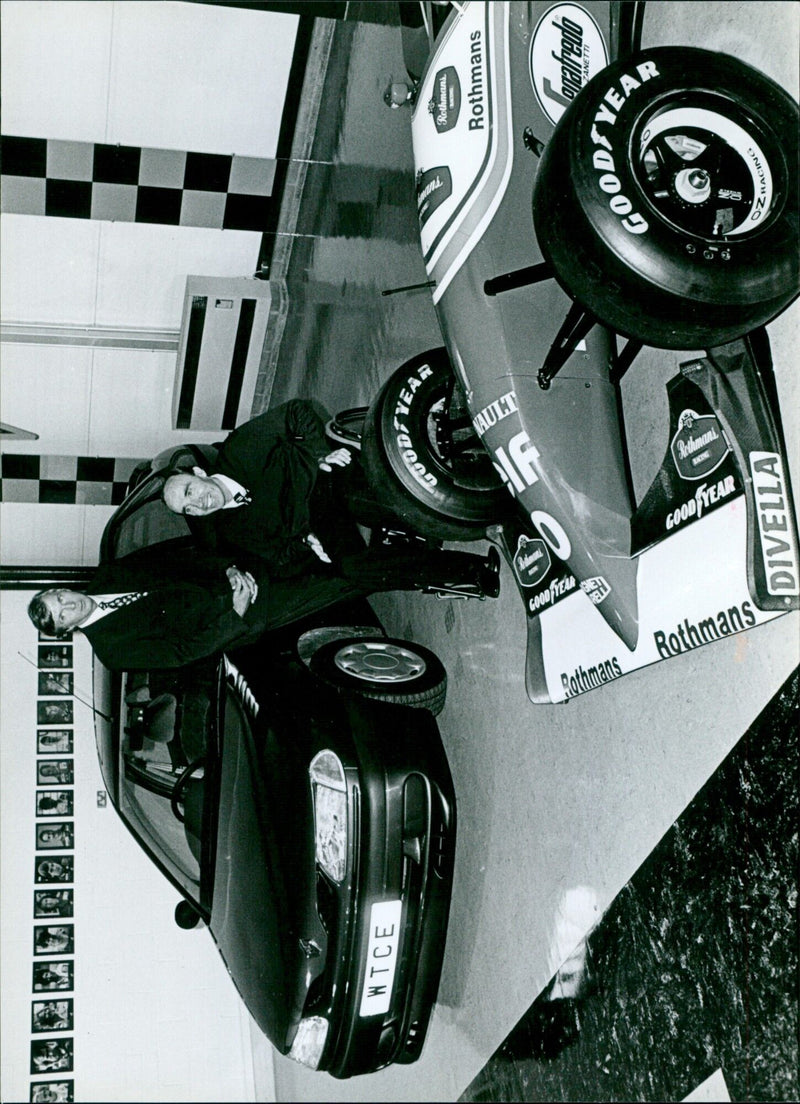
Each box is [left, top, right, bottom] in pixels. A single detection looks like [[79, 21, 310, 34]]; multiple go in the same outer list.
[[331, 0, 799, 703]]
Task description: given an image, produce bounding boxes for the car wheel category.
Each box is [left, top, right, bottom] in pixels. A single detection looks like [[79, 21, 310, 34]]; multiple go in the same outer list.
[[362, 349, 509, 541], [532, 47, 799, 349], [325, 407, 367, 450], [310, 636, 447, 715]]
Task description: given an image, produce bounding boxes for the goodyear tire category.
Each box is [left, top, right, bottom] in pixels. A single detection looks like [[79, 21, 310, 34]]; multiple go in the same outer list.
[[362, 349, 509, 541], [533, 47, 799, 349], [310, 636, 447, 715]]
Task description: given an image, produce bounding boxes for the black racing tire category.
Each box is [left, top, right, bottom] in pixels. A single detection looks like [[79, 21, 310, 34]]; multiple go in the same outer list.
[[310, 636, 447, 715], [533, 47, 799, 349], [362, 349, 509, 542]]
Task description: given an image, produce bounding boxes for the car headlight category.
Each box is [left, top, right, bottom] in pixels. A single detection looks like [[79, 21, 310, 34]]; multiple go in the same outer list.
[[309, 750, 348, 883], [288, 1015, 329, 1069]]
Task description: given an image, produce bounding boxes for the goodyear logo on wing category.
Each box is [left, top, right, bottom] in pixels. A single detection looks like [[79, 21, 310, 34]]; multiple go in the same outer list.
[[670, 410, 731, 481], [428, 66, 461, 132], [416, 166, 453, 229], [529, 3, 608, 124]]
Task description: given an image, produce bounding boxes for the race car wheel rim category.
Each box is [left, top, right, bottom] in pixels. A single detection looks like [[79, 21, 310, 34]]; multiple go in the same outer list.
[[424, 393, 500, 493], [333, 641, 427, 683], [632, 99, 775, 240]]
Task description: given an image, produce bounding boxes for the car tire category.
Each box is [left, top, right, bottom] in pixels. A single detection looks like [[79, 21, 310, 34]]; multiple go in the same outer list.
[[362, 349, 509, 541], [325, 407, 367, 450], [532, 47, 799, 349], [310, 636, 447, 715]]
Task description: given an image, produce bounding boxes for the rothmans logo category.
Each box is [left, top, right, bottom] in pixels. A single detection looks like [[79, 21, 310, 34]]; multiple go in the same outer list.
[[529, 2, 608, 124], [670, 409, 731, 481], [415, 166, 453, 229], [513, 535, 551, 588], [428, 66, 461, 132]]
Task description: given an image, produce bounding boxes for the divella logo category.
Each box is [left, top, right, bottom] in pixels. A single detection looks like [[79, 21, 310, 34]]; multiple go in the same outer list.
[[529, 3, 608, 124], [428, 66, 461, 132], [416, 166, 453, 229], [513, 535, 551, 588], [670, 410, 731, 481]]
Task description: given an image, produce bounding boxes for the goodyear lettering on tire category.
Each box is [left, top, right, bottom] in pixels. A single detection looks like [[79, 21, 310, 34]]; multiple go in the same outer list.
[[588, 59, 660, 234], [390, 363, 438, 490]]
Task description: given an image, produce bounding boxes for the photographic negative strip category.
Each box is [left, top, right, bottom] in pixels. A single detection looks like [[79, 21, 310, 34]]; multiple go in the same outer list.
[[38, 673, 74, 697], [37, 759, 74, 785], [38, 644, 73, 669], [31, 1081, 74, 1103], [36, 822, 74, 850], [35, 856, 74, 884], [31, 999, 74, 1033], [34, 889, 74, 918], [37, 730, 74, 754], [37, 701, 73, 725], [36, 791, 74, 818], [30, 1037, 73, 1074], [34, 925, 74, 956], [32, 961, 73, 992]]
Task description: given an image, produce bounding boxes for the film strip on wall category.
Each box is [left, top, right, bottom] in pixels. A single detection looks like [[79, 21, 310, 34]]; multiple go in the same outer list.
[[0, 456, 141, 506], [1, 135, 275, 233], [32, 632, 76, 1103]]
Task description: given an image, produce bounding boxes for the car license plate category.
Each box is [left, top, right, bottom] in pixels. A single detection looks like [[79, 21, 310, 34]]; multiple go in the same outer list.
[[359, 900, 402, 1016]]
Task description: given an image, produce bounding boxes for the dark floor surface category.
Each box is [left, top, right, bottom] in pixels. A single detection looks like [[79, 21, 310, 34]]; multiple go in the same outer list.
[[462, 669, 799, 1104]]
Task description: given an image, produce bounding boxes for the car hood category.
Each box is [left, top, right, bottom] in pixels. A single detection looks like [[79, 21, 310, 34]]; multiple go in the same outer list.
[[208, 684, 330, 1051]]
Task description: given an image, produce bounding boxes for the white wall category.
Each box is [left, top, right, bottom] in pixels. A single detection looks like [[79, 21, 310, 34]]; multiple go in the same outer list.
[[1, 0, 299, 158], [1, 215, 263, 330], [0, 504, 116, 569], [1, 1, 297, 1096], [0, 593, 265, 1103]]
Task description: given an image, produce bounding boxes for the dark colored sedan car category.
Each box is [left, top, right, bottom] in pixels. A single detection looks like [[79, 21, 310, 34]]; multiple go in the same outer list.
[[91, 447, 456, 1077]]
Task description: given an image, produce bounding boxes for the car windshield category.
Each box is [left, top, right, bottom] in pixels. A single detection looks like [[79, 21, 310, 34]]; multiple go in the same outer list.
[[115, 664, 219, 907]]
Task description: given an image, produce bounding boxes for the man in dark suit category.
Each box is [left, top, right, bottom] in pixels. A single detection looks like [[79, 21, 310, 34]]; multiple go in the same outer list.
[[161, 399, 500, 601], [27, 558, 266, 671]]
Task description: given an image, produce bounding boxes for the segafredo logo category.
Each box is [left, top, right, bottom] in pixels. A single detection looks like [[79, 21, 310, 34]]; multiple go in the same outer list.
[[428, 66, 461, 132], [513, 535, 551, 588], [670, 410, 731, 481], [416, 166, 453, 229], [529, 3, 608, 124]]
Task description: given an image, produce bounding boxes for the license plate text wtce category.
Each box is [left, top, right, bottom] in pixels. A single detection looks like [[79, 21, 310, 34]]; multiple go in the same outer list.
[[359, 900, 402, 1016]]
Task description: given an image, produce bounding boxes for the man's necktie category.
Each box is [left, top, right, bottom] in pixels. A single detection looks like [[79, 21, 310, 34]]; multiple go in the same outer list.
[[234, 490, 252, 505], [98, 592, 147, 610]]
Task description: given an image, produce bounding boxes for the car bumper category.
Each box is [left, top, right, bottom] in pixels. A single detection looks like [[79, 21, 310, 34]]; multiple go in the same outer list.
[[322, 700, 456, 1078]]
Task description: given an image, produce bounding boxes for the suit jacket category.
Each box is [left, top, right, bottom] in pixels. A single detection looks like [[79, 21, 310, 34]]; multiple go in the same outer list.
[[191, 400, 330, 574], [81, 559, 267, 671]]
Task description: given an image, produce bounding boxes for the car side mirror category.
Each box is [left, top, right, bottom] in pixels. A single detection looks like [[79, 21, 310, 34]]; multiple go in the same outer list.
[[174, 900, 204, 930]]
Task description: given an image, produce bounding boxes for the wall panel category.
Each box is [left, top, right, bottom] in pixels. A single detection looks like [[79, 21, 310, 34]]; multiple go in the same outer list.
[[0, 594, 259, 1102], [1, 215, 101, 326], [0, 0, 298, 158]]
